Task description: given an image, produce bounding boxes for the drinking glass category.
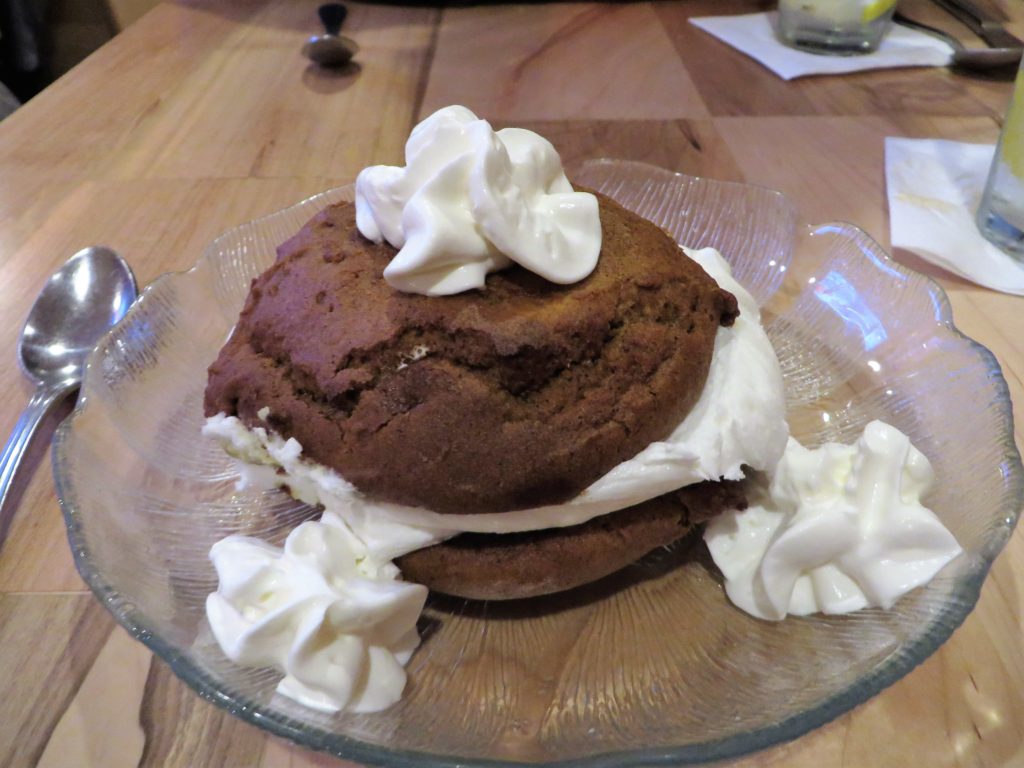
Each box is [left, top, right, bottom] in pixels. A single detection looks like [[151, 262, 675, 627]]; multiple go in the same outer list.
[[777, 0, 897, 55], [977, 60, 1024, 256]]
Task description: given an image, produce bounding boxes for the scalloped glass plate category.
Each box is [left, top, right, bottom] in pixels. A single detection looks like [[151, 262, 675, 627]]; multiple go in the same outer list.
[[54, 160, 1022, 766]]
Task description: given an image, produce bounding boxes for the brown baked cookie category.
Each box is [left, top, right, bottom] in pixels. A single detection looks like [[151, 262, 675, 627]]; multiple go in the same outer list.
[[395, 480, 747, 600], [204, 191, 738, 514]]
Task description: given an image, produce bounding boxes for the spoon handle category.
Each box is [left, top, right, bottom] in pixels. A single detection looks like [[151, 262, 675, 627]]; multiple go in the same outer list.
[[318, 3, 347, 36], [0, 382, 76, 540]]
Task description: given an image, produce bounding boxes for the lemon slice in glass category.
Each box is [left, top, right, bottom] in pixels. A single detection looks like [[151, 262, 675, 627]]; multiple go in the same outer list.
[[1003, 72, 1024, 179], [861, 0, 896, 23]]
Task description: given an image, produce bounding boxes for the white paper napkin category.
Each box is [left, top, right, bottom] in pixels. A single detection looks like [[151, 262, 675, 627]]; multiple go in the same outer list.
[[885, 137, 1024, 295], [690, 12, 953, 80]]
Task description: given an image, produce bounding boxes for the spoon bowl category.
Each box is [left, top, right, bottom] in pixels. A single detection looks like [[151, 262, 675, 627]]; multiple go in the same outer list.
[[0, 246, 137, 537], [20, 246, 137, 387], [302, 34, 359, 68], [303, 3, 358, 68]]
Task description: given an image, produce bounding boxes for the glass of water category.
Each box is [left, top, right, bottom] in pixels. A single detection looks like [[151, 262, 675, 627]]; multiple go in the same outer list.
[[777, 0, 897, 55], [977, 62, 1024, 257]]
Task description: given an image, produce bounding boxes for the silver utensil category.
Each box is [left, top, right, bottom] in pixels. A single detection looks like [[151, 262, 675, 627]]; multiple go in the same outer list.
[[302, 3, 359, 67], [895, 12, 1022, 70], [0, 246, 137, 530], [932, 0, 1024, 49]]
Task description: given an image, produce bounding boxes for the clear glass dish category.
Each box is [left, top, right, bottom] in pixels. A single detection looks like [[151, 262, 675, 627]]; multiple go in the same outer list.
[[54, 159, 1023, 766]]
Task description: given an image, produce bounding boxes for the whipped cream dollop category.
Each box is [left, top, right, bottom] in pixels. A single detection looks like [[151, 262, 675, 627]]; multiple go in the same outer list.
[[206, 514, 427, 713], [705, 421, 962, 621], [355, 105, 601, 295], [203, 247, 789, 559]]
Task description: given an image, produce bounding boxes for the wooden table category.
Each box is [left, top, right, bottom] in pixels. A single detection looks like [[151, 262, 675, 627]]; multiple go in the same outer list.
[[0, 0, 1022, 765]]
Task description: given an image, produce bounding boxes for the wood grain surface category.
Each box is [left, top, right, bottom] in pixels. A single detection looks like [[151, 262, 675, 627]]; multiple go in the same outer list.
[[0, 0, 1022, 765]]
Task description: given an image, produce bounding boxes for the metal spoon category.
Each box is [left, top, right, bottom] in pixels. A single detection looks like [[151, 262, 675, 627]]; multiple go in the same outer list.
[[894, 12, 1022, 70], [302, 3, 359, 68], [0, 246, 137, 524]]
